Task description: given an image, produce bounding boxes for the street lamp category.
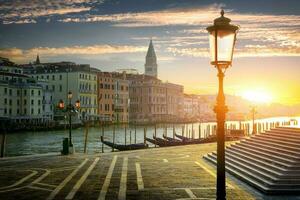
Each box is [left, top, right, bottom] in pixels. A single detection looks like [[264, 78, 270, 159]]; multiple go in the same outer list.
[[206, 10, 239, 200], [250, 106, 257, 135], [58, 91, 80, 151]]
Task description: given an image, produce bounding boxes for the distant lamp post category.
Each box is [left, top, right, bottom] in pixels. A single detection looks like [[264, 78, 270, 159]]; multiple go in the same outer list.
[[58, 91, 80, 151], [206, 10, 239, 200], [250, 106, 257, 135]]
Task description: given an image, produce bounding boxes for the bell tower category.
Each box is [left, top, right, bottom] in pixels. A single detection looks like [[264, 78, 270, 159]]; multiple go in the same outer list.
[[144, 39, 157, 78]]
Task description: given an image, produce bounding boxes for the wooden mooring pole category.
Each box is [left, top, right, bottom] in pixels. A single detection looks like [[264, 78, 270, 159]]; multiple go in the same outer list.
[[83, 122, 89, 154], [144, 127, 146, 145], [154, 124, 157, 148], [173, 124, 175, 139], [199, 123, 201, 139], [101, 125, 104, 153], [134, 124, 137, 144], [112, 125, 115, 152], [125, 126, 127, 145], [130, 130, 132, 145]]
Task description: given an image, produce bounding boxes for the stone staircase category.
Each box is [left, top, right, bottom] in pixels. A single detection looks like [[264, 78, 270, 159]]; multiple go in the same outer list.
[[203, 127, 300, 194]]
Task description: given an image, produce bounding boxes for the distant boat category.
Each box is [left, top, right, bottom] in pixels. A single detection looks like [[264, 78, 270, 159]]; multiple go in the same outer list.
[[100, 136, 148, 151], [162, 134, 181, 142]]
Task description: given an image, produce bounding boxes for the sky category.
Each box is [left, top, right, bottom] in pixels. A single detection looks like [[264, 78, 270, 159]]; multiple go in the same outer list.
[[0, 0, 299, 105]]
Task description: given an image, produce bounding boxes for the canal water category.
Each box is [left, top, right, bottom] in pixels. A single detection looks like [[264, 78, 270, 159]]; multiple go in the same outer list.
[[3, 116, 300, 157]]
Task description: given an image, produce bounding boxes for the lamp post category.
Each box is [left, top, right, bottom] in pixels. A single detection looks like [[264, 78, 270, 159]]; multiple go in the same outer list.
[[58, 91, 80, 150], [206, 10, 239, 200], [250, 106, 257, 135]]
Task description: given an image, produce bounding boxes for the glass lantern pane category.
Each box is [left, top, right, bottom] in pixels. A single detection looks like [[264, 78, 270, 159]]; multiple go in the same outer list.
[[217, 30, 235, 63], [209, 31, 216, 62]]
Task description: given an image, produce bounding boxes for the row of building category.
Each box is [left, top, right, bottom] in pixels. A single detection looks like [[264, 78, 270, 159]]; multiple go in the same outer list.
[[0, 40, 213, 124]]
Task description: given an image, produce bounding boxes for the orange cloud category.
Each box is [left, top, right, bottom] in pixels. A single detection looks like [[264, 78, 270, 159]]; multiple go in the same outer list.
[[0, 45, 147, 63]]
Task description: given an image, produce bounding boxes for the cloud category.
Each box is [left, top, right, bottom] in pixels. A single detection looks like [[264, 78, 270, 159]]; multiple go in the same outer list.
[[167, 45, 300, 58], [0, 44, 147, 63], [57, 4, 300, 57], [0, 0, 101, 24], [59, 4, 223, 26]]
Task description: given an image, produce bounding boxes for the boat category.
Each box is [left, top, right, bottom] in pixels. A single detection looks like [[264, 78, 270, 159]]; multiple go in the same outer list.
[[145, 137, 160, 146], [153, 135, 182, 146], [175, 133, 193, 142], [100, 136, 148, 151], [162, 134, 181, 142]]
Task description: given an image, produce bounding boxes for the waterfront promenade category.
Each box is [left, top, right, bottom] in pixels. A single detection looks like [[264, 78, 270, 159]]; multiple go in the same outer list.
[[0, 142, 297, 200]]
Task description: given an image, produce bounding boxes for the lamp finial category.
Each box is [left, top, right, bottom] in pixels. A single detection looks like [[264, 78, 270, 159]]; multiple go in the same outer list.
[[221, 9, 224, 17]]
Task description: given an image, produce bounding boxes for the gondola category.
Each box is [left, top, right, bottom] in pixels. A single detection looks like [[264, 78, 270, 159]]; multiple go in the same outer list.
[[175, 133, 192, 142], [153, 135, 182, 146], [162, 134, 182, 142], [145, 137, 160, 146], [100, 136, 148, 151]]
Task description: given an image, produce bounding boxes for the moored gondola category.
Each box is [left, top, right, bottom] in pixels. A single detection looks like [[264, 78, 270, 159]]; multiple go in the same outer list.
[[162, 134, 181, 142], [100, 136, 148, 151]]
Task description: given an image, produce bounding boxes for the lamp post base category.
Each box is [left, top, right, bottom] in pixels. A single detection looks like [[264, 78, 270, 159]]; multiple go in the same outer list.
[[68, 145, 75, 154]]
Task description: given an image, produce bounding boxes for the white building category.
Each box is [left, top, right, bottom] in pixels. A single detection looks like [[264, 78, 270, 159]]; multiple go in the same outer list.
[[23, 61, 99, 121], [0, 58, 53, 123]]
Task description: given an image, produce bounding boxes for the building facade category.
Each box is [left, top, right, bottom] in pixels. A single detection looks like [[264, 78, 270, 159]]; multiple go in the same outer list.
[[97, 71, 129, 123], [0, 58, 53, 123], [24, 62, 99, 121], [127, 74, 183, 123]]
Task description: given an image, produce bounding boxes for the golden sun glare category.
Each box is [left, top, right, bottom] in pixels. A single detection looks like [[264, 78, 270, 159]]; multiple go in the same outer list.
[[241, 90, 273, 104]]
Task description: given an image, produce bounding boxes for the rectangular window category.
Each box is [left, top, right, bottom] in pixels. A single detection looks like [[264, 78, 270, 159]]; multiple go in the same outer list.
[[31, 90, 34, 95], [4, 88, 7, 94], [38, 90, 41, 96], [24, 99, 27, 105], [24, 90, 27, 96], [52, 75, 55, 80], [31, 99, 34, 105], [59, 85, 62, 92], [52, 85, 55, 91], [59, 75, 62, 80], [9, 99, 12, 105], [4, 98, 7, 104], [31, 108, 34, 114], [9, 89, 12, 95]]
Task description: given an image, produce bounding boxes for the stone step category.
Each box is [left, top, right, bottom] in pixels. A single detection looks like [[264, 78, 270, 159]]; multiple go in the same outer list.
[[227, 145, 300, 169], [212, 152, 300, 183], [246, 137, 300, 153], [211, 152, 283, 180], [236, 142, 300, 161], [204, 154, 300, 191], [203, 154, 273, 193], [270, 128, 300, 135], [206, 153, 275, 186], [232, 143, 300, 165], [275, 127, 300, 133], [244, 139, 300, 157], [265, 131, 300, 141], [252, 135, 300, 148], [225, 147, 294, 173], [256, 133, 300, 147]]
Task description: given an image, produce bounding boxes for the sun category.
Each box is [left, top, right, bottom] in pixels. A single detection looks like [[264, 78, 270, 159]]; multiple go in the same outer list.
[[241, 89, 273, 104]]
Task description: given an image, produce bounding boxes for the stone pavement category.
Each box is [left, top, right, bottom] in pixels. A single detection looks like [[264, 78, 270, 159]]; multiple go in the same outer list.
[[0, 142, 295, 200]]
